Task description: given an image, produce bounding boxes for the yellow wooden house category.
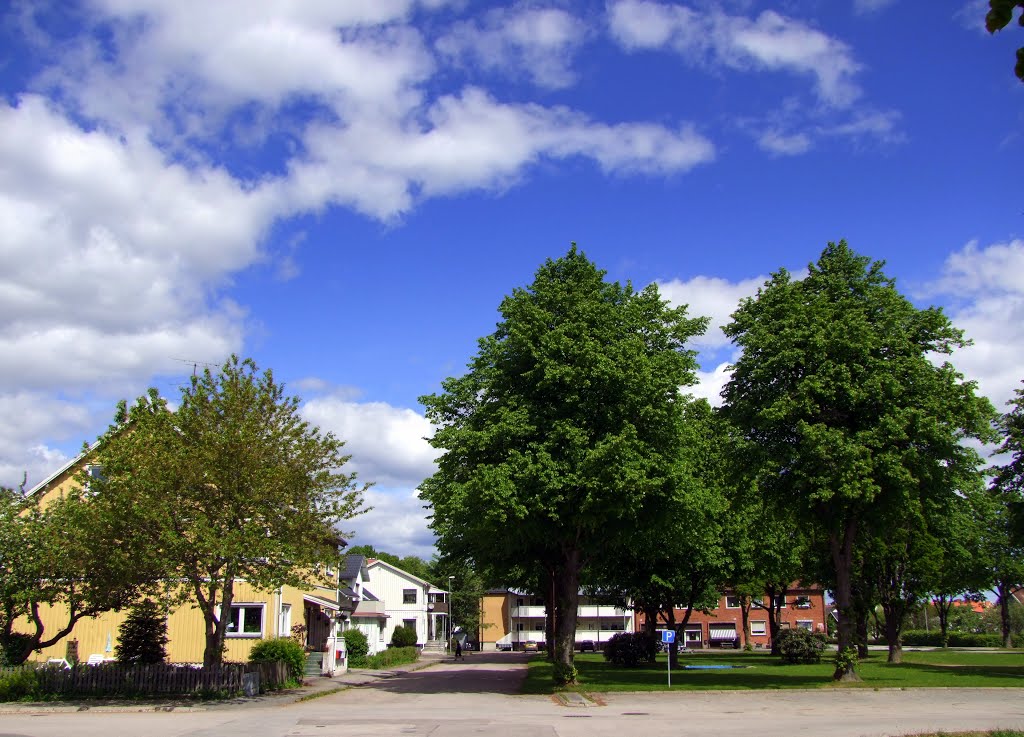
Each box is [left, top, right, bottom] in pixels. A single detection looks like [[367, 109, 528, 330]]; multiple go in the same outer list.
[[20, 448, 353, 673]]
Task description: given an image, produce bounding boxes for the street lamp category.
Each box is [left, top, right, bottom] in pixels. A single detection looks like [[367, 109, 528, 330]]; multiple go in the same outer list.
[[448, 575, 455, 653]]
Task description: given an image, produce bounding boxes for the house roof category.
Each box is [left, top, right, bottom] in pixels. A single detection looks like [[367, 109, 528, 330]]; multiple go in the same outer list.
[[366, 558, 442, 591], [25, 441, 99, 498], [341, 554, 368, 581]]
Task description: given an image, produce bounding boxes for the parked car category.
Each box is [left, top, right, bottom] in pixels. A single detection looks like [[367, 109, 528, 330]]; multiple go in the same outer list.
[[578, 640, 596, 652], [522, 641, 539, 651], [496, 642, 513, 651]]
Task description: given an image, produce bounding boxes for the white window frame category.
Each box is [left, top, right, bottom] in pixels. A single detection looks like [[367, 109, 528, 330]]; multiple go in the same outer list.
[[725, 595, 741, 609], [750, 620, 767, 636], [403, 589, 417, 604], [278, 603, 292, 638], [773, 595, 787, 609], [226, 603, 265, 639], [796, 620, 814, 631]]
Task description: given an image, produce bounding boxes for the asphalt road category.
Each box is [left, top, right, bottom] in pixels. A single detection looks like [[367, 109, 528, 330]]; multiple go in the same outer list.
[[2, 651, 1023, 737]]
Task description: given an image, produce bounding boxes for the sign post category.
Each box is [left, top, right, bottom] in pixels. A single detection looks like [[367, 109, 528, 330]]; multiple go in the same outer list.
[[661, 629, 675, 687]]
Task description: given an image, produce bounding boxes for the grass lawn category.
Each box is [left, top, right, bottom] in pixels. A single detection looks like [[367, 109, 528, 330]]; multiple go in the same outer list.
[[521, 649, 1024, 694]]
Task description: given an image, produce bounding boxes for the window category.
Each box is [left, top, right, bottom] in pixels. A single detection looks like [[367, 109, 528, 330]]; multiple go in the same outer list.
[[796, 620, 814, 631], [516, 623, 525, 631], [403, 618, 417, 634], [534, 623, 544, 631], [83, 464, 105, 494], [403, 589, 417, 604], [772, 595, 787, 609], [226, 604, 264, 638], [750, 621, 767, 636], [278, 604, 292, 638], [794, 596, 812, 609], [725, 595, 741, 609]]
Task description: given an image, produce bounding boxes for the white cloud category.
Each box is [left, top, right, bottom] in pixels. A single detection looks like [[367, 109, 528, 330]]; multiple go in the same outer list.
[[657, 273, 769, 349], [853, 0, 898, 13], [608, 1, 863, 107], [925, 239, 1024, 410], [347, 487, 437, 560], [758, 129, 813, 155], [437, 5, 586, 89], [687, 361, 734, 408], [299, 396, 439, 489]]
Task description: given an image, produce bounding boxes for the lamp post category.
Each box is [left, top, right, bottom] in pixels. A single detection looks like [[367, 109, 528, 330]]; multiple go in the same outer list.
[[448, 576, 455, 653]]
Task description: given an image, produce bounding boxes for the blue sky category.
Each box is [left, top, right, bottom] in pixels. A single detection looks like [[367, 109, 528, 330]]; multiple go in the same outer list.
[[1, 0, 1021, 559]]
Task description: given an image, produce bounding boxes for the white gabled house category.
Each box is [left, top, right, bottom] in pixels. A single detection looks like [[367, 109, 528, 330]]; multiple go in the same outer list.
[[365, 559, 449, 649]]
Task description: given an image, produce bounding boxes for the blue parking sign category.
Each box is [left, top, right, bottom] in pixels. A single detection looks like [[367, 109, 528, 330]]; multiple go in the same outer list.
[[661, 629, 675, 644]]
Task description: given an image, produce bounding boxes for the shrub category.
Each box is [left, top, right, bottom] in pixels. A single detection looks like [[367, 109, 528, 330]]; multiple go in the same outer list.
[[390, 625, 418, 648], [0, 633, 35, 666], [0, 667, 39, 702], [342, 628, 369, 667], [776, 628, 828, 664], [364, 646, 419, 669], [602, 632, 657, 667], [901, 629, 1011, 648], [249, 637, 306, 681], [116, 599, 169, 665], [552, 661, 578, 685]]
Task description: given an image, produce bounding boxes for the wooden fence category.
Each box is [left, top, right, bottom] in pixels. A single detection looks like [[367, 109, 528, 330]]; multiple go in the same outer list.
[[1, 660, 291, 698]]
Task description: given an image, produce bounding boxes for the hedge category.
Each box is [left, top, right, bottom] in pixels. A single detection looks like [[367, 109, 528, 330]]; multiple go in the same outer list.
[[900, 630, 1019, 648]]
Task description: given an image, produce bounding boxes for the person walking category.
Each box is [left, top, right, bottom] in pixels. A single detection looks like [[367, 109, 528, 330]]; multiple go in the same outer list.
[[455, 641, 463, 661]]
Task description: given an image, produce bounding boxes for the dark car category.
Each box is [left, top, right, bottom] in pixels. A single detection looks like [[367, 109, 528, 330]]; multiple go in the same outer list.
[[578, 639, 596, 652]]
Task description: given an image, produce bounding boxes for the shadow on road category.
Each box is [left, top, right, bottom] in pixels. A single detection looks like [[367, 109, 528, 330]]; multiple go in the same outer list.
[[362, 651, 531, 695]]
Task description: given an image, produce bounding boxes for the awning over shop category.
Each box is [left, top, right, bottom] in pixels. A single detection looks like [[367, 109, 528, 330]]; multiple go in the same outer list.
[[709, 625, 737, 640]]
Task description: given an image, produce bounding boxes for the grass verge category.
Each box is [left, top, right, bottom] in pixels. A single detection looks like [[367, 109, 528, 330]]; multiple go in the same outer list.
[[521, 649, 1024, 694]]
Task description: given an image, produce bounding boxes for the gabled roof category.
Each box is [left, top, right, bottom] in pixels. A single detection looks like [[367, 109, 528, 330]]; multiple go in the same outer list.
[[340, 554, 368, 582], [366, 558, 441, 591], [25, 441, 99, 498]]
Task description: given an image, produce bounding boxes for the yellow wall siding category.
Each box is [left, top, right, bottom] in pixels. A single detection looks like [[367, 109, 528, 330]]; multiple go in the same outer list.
[[21, 580, 337, 664], [480, 593, 509, 645]]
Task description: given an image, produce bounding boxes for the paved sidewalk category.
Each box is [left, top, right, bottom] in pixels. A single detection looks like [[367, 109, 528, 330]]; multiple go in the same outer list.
[[0, 651, 450, 714]]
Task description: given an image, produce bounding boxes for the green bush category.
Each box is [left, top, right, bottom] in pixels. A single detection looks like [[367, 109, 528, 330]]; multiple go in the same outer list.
[[776, 628, 828, 664], [116, 599, 169, 665], [0, 667, 39, 702], [390, 625, 418, 648], [602, 632, 657, 667], [364, 646, 419, 669], [901, 629, 1011, 648], [0, 633, 35, 666], [342, 628, 369, 667], [552, 661, 578, 685], [249, 637, 306, 681]]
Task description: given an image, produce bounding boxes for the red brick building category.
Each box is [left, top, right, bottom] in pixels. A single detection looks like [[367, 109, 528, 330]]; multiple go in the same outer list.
[[635, 584, 829, 649]]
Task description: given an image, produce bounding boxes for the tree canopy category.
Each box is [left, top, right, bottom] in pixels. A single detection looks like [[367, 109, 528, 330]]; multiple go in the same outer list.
[[722, 241, 994, 679], [420, 245, 707, 681], [986, 0, 1024, 82], [94, 355, 368, 666]]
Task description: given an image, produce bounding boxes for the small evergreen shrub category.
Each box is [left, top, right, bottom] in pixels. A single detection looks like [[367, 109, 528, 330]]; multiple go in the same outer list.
[[776, 628, 828, 664], [390, 625, 418, 648], [602, 632, 657, 667], [116, 599, 169, 665], [342, 628, 369, 667], [249, 637, 306, 681]]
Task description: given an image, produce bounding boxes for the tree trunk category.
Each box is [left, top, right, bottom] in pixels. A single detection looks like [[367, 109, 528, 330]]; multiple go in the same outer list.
[[552, 550, 581, 676], [883, 605, 903, 664], [830, 522, 862, 681], [935, 595, 951, 647], [999, 583, 1013, 649], [201, 577, 232, 667], [740, 596, 751, 650]]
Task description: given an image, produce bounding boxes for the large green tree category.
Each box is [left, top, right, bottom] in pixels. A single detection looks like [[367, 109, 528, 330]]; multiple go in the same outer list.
[[94, 356, 368, 666], [987, 382, 1024, 646], [722, 241, 994, 680], [420, 246, 707, 680]]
